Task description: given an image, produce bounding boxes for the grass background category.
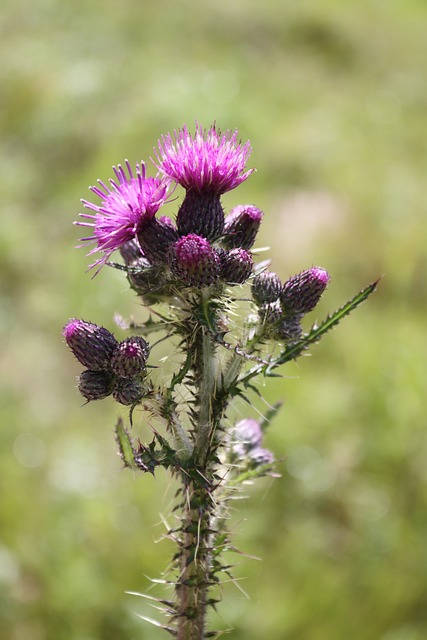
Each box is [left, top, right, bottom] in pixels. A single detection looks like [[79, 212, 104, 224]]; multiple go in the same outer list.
[[1, 0, 426, 638]]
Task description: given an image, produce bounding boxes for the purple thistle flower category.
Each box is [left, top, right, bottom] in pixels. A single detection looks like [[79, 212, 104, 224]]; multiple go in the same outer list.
[[168, 234, 221, 287], [153, 123, 254, 195], [63, 319, 118, 370], [76, 160, 172, 269], [280, 267, 331, 315]]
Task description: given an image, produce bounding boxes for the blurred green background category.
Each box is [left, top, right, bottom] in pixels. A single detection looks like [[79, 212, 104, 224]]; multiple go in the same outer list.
[[1, 0, 426, 638]]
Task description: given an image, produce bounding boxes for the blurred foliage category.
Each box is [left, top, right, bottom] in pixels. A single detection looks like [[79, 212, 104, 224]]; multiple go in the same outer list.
[[1, 0, 426, 638]]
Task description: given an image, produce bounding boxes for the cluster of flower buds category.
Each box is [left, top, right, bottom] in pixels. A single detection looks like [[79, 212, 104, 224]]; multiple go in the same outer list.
[[63, 319, 150, 405], [76, 125, 263, 294], [228, 418, 274, 473], [252, 266, 331, 341]]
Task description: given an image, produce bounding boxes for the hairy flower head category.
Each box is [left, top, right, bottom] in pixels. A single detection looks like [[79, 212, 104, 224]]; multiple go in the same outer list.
[[153, 123, 254, 194], [76, 161, 171, 269], [168, 234, 221, 287]]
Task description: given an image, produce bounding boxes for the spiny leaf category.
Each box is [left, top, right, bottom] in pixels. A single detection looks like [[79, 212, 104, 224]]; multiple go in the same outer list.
[[238, 279, 379, 386], [271, 278, 380, 369], [114, 418, 138, 470], [170, 349, 193, 389], [258, 402, 283, 432]]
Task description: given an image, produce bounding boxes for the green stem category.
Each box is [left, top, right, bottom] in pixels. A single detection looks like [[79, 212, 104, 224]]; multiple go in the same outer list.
[[175, 292, 222, 639], [175, 478, 212, 640]]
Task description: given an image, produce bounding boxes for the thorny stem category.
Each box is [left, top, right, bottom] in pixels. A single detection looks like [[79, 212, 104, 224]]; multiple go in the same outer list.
[[175, 476, 213, 640], [175, 291, 223, 640]]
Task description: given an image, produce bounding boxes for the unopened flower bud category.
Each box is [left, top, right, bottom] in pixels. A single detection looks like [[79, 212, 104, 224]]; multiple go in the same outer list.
[[137, 218, 179, 265], [113, 377, 145, 405], [223, 205, 263, 250], [280, 267, 330, 314], [248, 446, 274, 467], [252, 270, 282, 305], [78, 369, 114, 401], [111, 337, 150, 377], [168, 234, 221, 287], [220, 248, 253, 284], [119, 238, 150, 267], [159, 215, 176, 229], [275, 314, 303, 342], [234, 418, 263, 451], [260, 300, 283, 327], [63, 319, 118, 370], [176, 190, 224, 240]]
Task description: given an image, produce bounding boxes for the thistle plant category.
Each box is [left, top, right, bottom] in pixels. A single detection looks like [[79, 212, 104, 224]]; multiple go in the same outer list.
[[63, 123, 377, 639]]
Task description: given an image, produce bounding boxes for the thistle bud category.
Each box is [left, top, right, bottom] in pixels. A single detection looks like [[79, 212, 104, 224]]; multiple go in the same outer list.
[[111, 337, 150, 378], [234, 418, 263, 452], [137, 218, 179, 265], [176, 190, 224, 241], [78, 370, 114, 401], [63, 319, 118, 370], [113, 378, 145, 406], [248, 446, 275, 468], [259, 300, 283, 327], [119, 238, 149, 267], [223, 205, 263, 250], [159, 215, 176, 229], [252, 270, 282, 305], [275, 314, 303, 342], [280, 267, 330, 314], [168, 234, 221, 287], [220, 248, 253, 284]]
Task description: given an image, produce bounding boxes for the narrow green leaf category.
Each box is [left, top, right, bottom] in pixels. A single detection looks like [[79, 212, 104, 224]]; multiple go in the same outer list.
[[114, 418, 138, 470], [273, 278, 379, 368]]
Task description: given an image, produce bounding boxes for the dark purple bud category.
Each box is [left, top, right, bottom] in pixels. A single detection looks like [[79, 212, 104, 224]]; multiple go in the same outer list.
[[113, 378, 144, 406], [126, 264, 171, 302], [119, 238, 150, 267], [63, 319, 118, 370], [220, 248, 253, 284], [78, 369, 114, 401], [260, 300, 283, 327], [275, 314, 303, 342], [168, 234, 221, 287], [176, 190, 224, 241], [252, 270, 282, 305], [223, 205, 263, 250], [280, 267, 330, 314], [137, 218, 179, 265], [159, 215, 176, 229], [111, 337, 150, 377]]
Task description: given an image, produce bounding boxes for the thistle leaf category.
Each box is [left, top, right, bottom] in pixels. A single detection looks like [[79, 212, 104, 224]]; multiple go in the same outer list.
[[114, 418, 138, 470], [272, 278, 380, 368]]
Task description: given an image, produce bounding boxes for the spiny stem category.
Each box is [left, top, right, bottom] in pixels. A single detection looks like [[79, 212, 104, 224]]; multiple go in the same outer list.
[[175, 479, 212, 640], [175, 292, 224, 639]]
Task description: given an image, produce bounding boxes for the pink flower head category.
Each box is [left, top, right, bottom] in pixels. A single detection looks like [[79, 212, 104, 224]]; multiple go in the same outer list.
[[168, 234, 221, 287], [153, 124, 254, 194], [76, 161, 171, 269]]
